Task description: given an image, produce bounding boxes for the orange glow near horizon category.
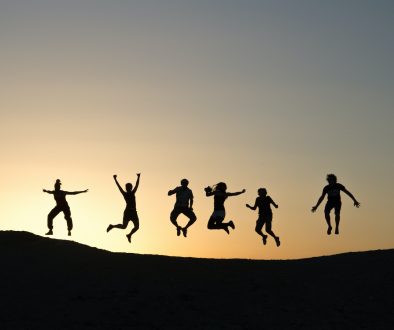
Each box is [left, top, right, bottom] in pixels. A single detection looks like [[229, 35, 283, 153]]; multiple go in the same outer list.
[[1, 1, 393, 259]]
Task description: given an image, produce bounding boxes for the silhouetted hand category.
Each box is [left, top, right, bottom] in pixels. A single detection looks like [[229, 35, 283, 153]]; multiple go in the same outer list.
[[137, 173, 141, 177], [311, 206, 317, 212], [241, 189, 246, 193], [274, 205, 279, 209], [43, 189, 47, 193], [113, 175, 117, 179], [354, 201, 360, 208], [84, 189, 89, 193]]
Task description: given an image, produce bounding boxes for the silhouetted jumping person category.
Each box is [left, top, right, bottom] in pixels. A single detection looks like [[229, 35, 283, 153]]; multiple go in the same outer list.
[[311, 174, 360, 235], [43, 179, 88, 236], [168, 179, 197, 237], [107, 173, 141, 243], [246, 188, 280, 247], [205, 182, 245, 234]]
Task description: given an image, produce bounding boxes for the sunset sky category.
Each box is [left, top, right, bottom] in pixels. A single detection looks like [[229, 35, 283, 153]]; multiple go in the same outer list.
[[1, 0, 393, 259]]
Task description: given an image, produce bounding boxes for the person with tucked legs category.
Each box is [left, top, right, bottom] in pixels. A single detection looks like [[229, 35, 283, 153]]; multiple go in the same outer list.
[[205, 182, 245, 234], [168, 179, 197, 237]]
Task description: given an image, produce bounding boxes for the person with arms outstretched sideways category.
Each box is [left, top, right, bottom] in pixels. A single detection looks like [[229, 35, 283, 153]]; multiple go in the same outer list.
[[107, 173, 141, 243], [43, 179, 88, 236], [311, 174, 360, 235], [168, 179, 197, 237], [205, 182, 245, 234], [246, 188, 280, 247]]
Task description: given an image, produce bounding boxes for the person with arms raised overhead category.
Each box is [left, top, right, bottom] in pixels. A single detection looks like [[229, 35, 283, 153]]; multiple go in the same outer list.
[[311, 174, 360, 235], [43, 179, 88, 236], [107, 173, 141, 243], [205, 182, 245, 234], [168, 178, 197, 237], [246, 188, 280, 247]]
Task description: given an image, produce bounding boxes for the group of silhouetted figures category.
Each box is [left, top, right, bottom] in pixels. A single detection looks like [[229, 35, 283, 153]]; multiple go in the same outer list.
[[43, 173, 360, 246]]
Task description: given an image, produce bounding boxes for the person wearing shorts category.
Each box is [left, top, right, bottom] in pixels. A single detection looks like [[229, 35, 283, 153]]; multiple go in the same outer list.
[[168, 179, 197, 237], [205, 182, 245, 234], [312, 174, 360, 235], [43, 179, 88, 236], [246, 188, 280, 247], [107, 173, 141, 243]]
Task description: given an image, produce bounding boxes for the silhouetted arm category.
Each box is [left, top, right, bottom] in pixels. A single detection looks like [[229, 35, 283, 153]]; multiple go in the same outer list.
[[227, 189, 246, 197], [270, 197, 279, 209], [312, 190, 326, 212], [189, 194, 194, 209], [168, 187, 177, 196], [43, 189, 54, 194], [66, 189, 88, 195], [246, 198, 258, 211], [342, 187, 360, 207], [132, 173, 141, 194], [113, 175, 125, 194]]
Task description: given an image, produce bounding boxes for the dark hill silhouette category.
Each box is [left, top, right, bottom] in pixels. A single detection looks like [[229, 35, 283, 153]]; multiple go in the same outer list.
[[1, 231, 393, 329]]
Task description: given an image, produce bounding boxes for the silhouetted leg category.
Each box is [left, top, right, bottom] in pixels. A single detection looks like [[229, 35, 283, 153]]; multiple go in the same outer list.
[[126, 214, 140, 243], [334, 203, 342, 234], [208, 216, 230, 234], [46, 207, 61, 235], [324, 203, 333, 235], [255, 219, 267, 244], [111, 209, 130, 230], [266, 219, 280, 247], [170, 208, 182, 236], [182, 209, 197, 237], [64, 207, 73, 236]]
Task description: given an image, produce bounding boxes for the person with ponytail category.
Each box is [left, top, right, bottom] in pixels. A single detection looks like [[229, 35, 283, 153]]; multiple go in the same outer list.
[[205, 182, 245, 234]]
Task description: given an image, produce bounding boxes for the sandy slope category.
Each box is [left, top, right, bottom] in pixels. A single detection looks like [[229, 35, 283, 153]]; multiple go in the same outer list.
[[0, 231, 393, 329]]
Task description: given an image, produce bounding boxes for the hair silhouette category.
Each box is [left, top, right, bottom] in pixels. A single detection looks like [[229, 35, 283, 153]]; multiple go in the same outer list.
[[168, 179, 197, 237], [107, 173, 141, 243], [43, 179, 88, 236], [311, 174, 360, 235]]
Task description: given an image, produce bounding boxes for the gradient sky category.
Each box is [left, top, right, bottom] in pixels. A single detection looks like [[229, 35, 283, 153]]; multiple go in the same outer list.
[[1, 0, 393, 259]]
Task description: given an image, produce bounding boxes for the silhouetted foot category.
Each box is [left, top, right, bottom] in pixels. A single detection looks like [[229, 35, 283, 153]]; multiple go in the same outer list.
[[68, 231, 72, 236], [182, 228, 187, 237], [224, 227, 230, 235], [262, 235, 267, 245], [335, 228, 339, 235], [176, 226, 181, 236], [275, 237, 281, 247], [126, 234, 132, 243], [106, 224, 113, 233], [327, 226, 332, 235], [229, 221, 235, 230], [45, 229, 53, 236]]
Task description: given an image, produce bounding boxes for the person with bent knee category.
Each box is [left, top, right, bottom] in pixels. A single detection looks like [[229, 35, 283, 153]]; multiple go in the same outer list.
[[43, 179, 88, 236], [246, 188, 280, 247], [205, 182, 245, 235], [107, 173, 141, 243], [168, 178, 197, 237]]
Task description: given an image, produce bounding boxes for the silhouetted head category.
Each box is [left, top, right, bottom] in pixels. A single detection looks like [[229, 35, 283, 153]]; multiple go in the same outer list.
[[216, 182, 227, 192], [54, 179, 61, 191], [180, 179, 189, 187], [326, 174, 337, 185], [258, 188, 267, 197], [125, 183, 133, 192]]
